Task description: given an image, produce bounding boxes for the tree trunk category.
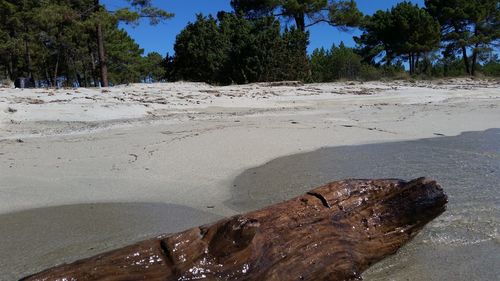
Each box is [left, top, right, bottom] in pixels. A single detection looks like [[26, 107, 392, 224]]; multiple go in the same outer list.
[[45, 67, 52, 87], [76, 73, 83, 88], [89, 47, 99, 87], [385, 49, 392, 66], [471, 43, 479, 76], [293, 13, 305, 32], [96, 23, 109, 87], [24, 38, 33, 79], [82, 71, 88, 87], [422, 53, 429, 74], [410, 53, 413, 74], [22, 21, 34, 81], [7, 53, 14, 80], [461, 46, 471, 75], [22, 178, 447, 281], [415, 54, 418, 71], [409, 52, 413, 74], [53, 52, 60, 88], [95, 0, 109, 87], [8, 28, 18, 80]]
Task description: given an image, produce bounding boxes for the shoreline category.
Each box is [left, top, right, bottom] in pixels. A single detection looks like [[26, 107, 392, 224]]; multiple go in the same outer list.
[[2, 129, 498, 280], [1, 80, 499, 215], [0, 202, 222, 280], [227, 129, 499, 280], [0, 127, 496, 216], [0, 79, 499, 279]]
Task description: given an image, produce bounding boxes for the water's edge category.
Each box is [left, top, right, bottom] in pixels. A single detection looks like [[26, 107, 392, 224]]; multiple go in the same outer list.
[[1, 129, 498, 280], [228, 129, 500, 281], [0, 203, 221, 280]]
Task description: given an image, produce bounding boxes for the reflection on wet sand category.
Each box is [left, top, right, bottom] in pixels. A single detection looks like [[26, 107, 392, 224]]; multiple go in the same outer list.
[[0, 203, 221, 280]]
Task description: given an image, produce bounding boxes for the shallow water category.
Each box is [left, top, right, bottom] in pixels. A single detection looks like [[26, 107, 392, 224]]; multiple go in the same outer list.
[[0, 203, 220, 280], [229, 129, 500, 280]]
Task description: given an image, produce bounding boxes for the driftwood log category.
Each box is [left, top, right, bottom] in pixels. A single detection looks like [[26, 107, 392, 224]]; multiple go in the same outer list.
[[22, 178, 447, 281]]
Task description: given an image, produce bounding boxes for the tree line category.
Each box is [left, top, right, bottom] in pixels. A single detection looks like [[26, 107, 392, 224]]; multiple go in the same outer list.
[[1, 0, 499, 87], [0, 0, 171, 87]]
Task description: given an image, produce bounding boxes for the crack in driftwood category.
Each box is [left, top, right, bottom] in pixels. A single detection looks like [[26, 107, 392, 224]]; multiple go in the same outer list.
[[307, 191, 332, 208]]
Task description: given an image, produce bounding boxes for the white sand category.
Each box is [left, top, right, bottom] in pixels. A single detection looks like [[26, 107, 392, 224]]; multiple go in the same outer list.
[[0, 78, 499, 216]]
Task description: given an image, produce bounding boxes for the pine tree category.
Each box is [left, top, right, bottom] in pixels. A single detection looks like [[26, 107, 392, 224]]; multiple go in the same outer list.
[[230, 0, 362, 31], [172, 14, 310, 84], [0, 0, 171, 86], [310, 43, 363, 81], [173, 14, 228, 83], [355, 2, 440, 74], [425, 0, 500, 75], [93, 0, 173, 86], [142, 52, 166, 82]]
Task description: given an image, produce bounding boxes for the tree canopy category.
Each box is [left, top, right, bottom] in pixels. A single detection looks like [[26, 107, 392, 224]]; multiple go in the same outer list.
[[1, 0, 95, 85], [425, 0, 500, 75], [1, 0, 499, 87], [230, 0, 362, 31], [172, 13, 309, 84], [0, 0, 172, 86], [93, 0, 173, 86], [355, 2, 441, 74], [311, 42, 363, 81]]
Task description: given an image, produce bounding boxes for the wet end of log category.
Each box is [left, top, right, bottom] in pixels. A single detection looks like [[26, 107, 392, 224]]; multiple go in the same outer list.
[[21, 178, 447, 281]]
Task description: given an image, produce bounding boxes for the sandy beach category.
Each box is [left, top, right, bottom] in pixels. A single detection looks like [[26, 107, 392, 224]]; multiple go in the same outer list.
[[1, 78, 499, 279]]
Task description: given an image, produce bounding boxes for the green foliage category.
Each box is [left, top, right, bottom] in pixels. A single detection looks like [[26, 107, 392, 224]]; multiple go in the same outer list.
[[355, 2, 440, 74], [430, 57, 468, 77], [379, 62, 408, 79], [105, 27, 145, 84], [119, 0, 174, 25], [310, 48, 330, 82], [310, 43, 362, 81], [425, 0, 500, 75], [142, 52, 166, 82], [218, 12, 262, 84], [328, 0, 363, 29], [0, 0, 170, 86], [2, 0, 497, 86], [310, 43, 410, 82], [173, 14, 228, 83], [172, 14, 309, 84], [422, 55, 500, 78], [358, 64, 382, 81], [230, 0, 362, 31], [279, 26, 311, 81], [482, 60, 500, 77], [391, 2, 441, 53], [230, 0, 278, 18], [330, 42, 362, 79]]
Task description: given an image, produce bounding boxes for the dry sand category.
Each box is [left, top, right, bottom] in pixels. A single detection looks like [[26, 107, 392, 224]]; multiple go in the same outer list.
[[0, 78, 499, 279], [1, 78, 499, 215]]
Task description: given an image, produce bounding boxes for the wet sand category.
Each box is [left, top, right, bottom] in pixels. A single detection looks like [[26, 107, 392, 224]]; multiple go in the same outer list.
[[0, 203, 220, 280], [2, 130, 497, 280], [230, 129, 500, 280]]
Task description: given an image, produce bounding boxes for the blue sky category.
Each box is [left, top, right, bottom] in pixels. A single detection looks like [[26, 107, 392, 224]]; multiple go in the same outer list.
[[102, 0, 424, 56]]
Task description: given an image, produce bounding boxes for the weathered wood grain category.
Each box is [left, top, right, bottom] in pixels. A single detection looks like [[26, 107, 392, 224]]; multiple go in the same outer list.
[[22, 178, 447, 281]]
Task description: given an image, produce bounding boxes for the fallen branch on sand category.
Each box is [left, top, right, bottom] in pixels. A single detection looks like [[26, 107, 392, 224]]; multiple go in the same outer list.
[[22, 178, 447, 281]]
